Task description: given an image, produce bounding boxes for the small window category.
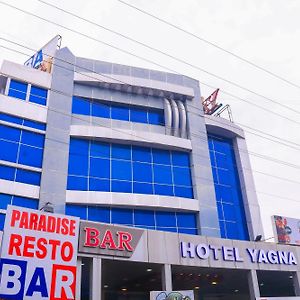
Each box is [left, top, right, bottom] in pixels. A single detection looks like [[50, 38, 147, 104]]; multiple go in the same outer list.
[[0, 140, 18, 163], [111, 180, 132, 193], [133, 162, 152, 183], [0, 124, 21, 142], [148, 110, 164, 126], [111, 144, 131, 160], [18, 145, 43, 168], [72, 96, 90, 115], [154, 184, 173, 196], [21, 131, 45, 148], [92, 101, 110, 119], [130, 108, 148, 124], [66, 204, 87, 219], [89, 178, 110, 192], [176, 212, 197, 228], [173, 167, 192, 186], [8, 80, 28, 100], [153, 165, 172, 184], [111, 105, 129, 121], [111, 208, 132, 225], [111, 160, 132, 180], [89, 157, 110, 179], [29, 86, 48, 106], [152, 149, 171, 165], [134, 210, 155, 227], [133, 182, 153, 194], [0, 165, 15, 181], [67, 175, 88, 191], [88, 206, 110, 222], [132, 146, 151, 163], [13, 196, 38, 209], [15, 169, 41, 186], [0, 194, 12, 209], [0, 113, 23, 125], [156, 211, 176, 227]]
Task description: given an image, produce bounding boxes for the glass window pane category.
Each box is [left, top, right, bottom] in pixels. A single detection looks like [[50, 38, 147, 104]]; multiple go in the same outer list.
[[176, 212, 197, 228], [0, 125, 21, 142], [153, 165, 172, 184], [0, 165, 15, 181], [157, 227, 177, 233], [156, 211, 176, 227], [69, 138, 89, 156], [0, 214, 5, 231], [174, 186, 193, 198], [148, 110, 164, 126], [172, 151, 190, 167], [130, 108, 148, 124], [134, 210, 155, 226], [18, 145, 43, 168], [133, 162, 152, 182], [178, 228, 197, 235], [225, 222, 239, 239], [0, 113, 23, 125], [173, 167, 192, 186], [30, 86, 47, 98], [132, 146, 151, 163], [111, 144, 131, 160], [90, 141, 110, 158], [111, 105, 129, 121], [111, 160, 131, 180], [91, 101, 110, 118], [72, 96, 90, 115], [66, 204, 87, 219], [111, 208, 132, 225], [223, 203, 236, 222], [152, 149, 171, 165], [154, 184, 173, 196], [23, 119, 46, 131], [21, 131, 44, 148], [68, 154, 88, 176], [9, 80, 28, 92], [111, 180, 132, 193], [67, 176, 87, 190], [13, 196, 38, 209], [0, 194, 12, 209], [89, 178, 110, 192], [88, 206, 110, 223], [0, 140, 18, 163], [29, 94, 47, 106], [133, 182, 153, 195], [8, 89, 27, 100], [15, 169, 41, 186], [90, 157, 110, 179]]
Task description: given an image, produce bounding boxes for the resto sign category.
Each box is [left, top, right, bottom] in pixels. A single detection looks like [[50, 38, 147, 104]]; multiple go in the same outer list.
[[0, 205, 80, 300]]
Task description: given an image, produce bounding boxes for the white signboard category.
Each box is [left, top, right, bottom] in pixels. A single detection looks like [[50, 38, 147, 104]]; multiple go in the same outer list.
[[0, 205, 80, 299], [150, 291, 194, 300], [272, 215, 300, 245]]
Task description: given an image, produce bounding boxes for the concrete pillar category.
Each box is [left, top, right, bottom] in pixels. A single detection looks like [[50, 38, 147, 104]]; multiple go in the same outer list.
[[161, 264, 172, 291], [248, 270, 260, 300], [293, 271, 300, 296], [76, 257, 82, 300], [91, 257, 102, 300]]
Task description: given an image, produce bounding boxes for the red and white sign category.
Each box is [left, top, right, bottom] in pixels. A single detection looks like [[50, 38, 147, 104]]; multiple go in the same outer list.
[[0, 205, 80, 300]]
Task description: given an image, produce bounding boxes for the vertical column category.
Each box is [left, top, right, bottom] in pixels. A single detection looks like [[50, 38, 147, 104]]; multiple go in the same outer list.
[[248, 270, 260, 300], [76, 257, 82, 300], [293, 271, 300, 296], [91, 257, 102, 300], [161, 264, 172, 291]]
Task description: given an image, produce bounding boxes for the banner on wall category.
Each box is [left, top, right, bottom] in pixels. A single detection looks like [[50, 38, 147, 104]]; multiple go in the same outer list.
[[272, 215, 300, 245], [150, 291, 194, 300], [24, 35, 61, 73], [0, 205, 80, 299]]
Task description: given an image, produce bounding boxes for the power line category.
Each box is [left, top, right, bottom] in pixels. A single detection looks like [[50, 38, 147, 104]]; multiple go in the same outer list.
[[35, 0, 300, 117], [1, 1, 300, 128], [116, 0, 300, 91]]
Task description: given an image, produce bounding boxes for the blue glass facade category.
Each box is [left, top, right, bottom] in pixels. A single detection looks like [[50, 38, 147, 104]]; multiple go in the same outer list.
[[208, 135, 249, 240], [66, 204, 198, 234], [72, 96, 164, 126], [8, 79, 48, 106], [67, 138, 193, 198]]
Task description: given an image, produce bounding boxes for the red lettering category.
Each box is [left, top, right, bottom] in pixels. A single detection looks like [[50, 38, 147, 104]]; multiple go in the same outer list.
[[61, 218, 69, 235], [56, 217, 61, 234], [36, 237, 47, 259], [29, 213, 39, 230], [19, 212, 29, 229], [10, 210, 21, 227], [8, 234, 22, 255], [100, 230, 117, 250], [48, 239, 61, 260], [37, 215, 46, 231], [23, 236, 35, 258], [61, 241, 73, 262], [47, 216, 56, 232], [69, 220, 76, 236], [117, 231, 133, 251], [84, 227, 100, 247]]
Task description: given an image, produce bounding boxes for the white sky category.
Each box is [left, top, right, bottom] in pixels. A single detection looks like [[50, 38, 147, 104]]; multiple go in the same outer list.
[[0, 0, 299, 240]]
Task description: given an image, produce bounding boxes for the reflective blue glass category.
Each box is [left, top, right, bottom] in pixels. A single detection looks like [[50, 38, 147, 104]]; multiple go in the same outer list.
[[148, 110, 164, 126], [222, 203, 236, 222], [21, 131, 44, 148], [111, 144, 131, 160], [88, 206, 110, 222], [225, 222, 239, 239], [176, 212, 197, 228], [133, 182, 153, 194], [0, 214, 5, 231], [152, 149, 171, 165], [90, 157, 110, 179], [111, 105, 129, 121], [153, 165, 172, 184], [132, 146, 151, 163], [173, 167, 192, 186], [172, 151, 190, 167], [157, 227, 177, 232], [90, 141, 110, 158], [0, 165, 15, 180], [111, 180, 132, 193], [154, 184, 173, 196], [178, 228, 197, 235], [23, 120, 46, 131], [174, 186, 193, 198], [0, 194, 12, 209], [0, 113, 23, 125], [8, 80, 27, 100], [0, 140, 18, 163], [18, 145, 43, 168], [68, 154, 88, 176], [15, 169, 41, 185], [111, 160, 131, 180], [111, 208, 132, 225], [134, 210, 155, 226], [215, 152, 228, 169], [89, 178, 110, 192], [92, 101, 110, 118], [72, 96, 90, 115], [67, 176, 87, 190], [133, 162, 152, 182], [29, 94, 47, 106], [130, 108, 148, 124], [66, 204, 87, 219], [8, 89, 27, 100], [0, 125, 21, 142], [13, 196, 38, 209], [30, 86, 47, 98]]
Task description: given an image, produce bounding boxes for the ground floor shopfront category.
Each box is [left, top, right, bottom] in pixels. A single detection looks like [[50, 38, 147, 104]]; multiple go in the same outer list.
[[75, 221, 300, 300]]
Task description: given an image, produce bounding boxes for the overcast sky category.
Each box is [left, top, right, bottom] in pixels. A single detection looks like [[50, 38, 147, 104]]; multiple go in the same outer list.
[[0, 0, 299, 240]]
